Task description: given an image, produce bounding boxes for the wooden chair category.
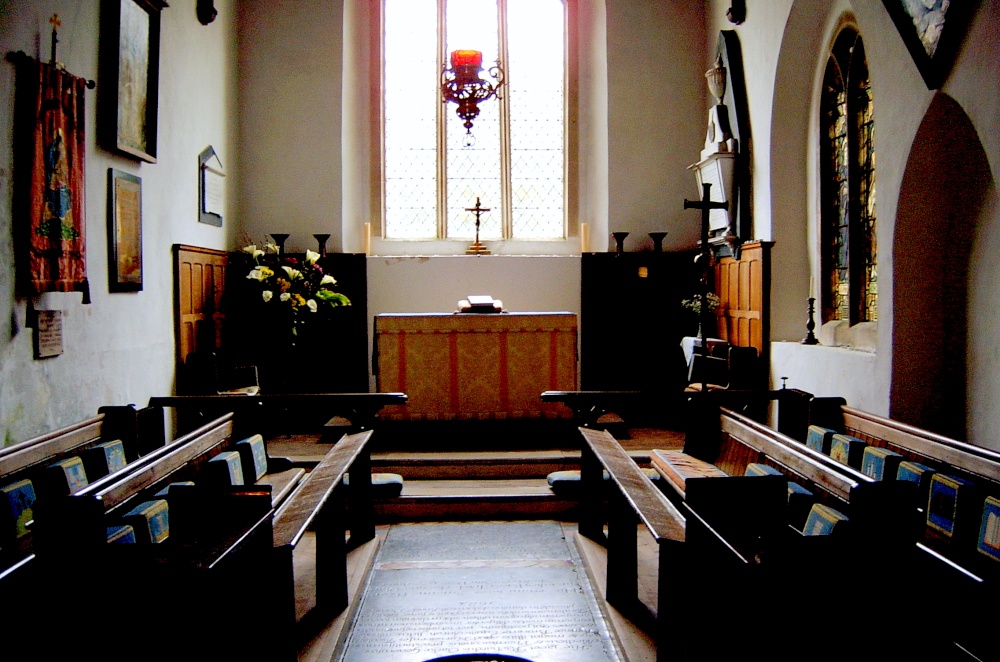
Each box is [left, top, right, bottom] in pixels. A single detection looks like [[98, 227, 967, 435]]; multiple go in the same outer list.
[[685, 345, 759, 392]]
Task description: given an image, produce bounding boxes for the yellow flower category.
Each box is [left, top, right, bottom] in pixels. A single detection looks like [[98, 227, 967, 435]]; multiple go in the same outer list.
[[259, 266, 274, 279], [277, 278, 291, 293]]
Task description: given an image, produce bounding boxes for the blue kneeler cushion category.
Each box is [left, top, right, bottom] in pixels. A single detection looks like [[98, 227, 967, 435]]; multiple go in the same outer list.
[[107, 524, 136, 544], [546, 468, 660, 499], [927, 473, 977, 538], [82, 439, 128, 480], [977, 496, 1000, 563], [805, 425, 837, 455], [861, 446, 903, 481], [897, 461, 936, 495], [1, 478, 36, 540], [830, 434, 866, 470], [235, 434, 269, 482], [802, 503, 850, 536], [343, 472, 405, 498], [45, 456, 88, 495], [122, 499, 170, 543], [207, 451, 245, 486]]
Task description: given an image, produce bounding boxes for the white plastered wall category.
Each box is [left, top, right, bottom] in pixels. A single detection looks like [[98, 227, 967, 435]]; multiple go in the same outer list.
[[0, 0, 239, 444]]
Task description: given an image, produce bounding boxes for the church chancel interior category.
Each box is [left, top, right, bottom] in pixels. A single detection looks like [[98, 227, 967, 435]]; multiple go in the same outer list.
[[2, 1, 999, 660]]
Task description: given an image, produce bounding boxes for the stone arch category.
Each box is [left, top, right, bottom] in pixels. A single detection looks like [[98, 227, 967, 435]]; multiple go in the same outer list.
[[890, 92, 991, 440]]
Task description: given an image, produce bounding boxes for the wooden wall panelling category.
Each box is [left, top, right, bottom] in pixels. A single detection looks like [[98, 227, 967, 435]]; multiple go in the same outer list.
[[173, 245, 227, 366], [712, 241, 772, 387]]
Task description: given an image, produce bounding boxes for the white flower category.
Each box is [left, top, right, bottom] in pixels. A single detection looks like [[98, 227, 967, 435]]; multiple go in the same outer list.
[[320, 274, 337, 286], [305, 249, 320, 265], [242, 245, 264, 259], [262, 290, 273, 302], [265, 242, 278, 254], [282, 266, 302, 280], [280, 292, 291, 302], [306, 299, 318, 313], [247, 268, 266, 281]]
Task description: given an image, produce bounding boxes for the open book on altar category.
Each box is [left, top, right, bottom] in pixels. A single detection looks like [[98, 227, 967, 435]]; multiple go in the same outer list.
[[457, 295, 504, 313]]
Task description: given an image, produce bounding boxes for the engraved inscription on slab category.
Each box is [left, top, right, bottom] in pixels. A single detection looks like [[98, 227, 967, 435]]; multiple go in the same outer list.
[[341, 567, 617, 662], [34, 310, 63, 359]]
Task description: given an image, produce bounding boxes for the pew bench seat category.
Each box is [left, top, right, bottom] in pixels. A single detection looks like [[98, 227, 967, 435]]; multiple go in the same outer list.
[[257, 467, 307, 507], [649, 449, 726, 492]]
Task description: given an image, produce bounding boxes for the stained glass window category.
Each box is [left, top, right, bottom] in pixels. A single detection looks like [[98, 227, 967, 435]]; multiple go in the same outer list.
[[820, 28, 876, 324], [383, 0, 566, 241]]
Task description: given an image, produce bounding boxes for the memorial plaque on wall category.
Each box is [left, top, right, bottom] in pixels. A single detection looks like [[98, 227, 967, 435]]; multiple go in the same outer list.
[[34, 310, 64, 359]]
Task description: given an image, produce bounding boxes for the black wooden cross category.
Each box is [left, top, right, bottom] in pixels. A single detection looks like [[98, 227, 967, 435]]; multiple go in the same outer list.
[[684, 183, 728, 389]]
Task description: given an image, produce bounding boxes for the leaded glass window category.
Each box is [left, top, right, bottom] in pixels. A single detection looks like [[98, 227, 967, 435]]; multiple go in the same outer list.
[[383, 0, 566, 241], [820, 28, 877, 324]]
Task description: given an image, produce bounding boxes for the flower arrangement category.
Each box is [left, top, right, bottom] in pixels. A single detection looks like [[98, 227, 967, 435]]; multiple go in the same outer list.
[[240, 242, 350, 334], [681, 292, 721, 315]]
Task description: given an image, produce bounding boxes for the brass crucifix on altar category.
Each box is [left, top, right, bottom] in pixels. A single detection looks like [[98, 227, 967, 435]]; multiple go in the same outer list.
[[465, 197, 492, 255]]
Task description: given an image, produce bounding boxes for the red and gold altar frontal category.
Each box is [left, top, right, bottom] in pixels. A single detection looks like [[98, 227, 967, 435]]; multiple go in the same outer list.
[[374, 312, 578, 421]]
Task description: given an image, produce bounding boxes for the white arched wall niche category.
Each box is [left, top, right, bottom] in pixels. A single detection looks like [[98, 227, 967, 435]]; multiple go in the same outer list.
[[767, 0, 888, 412], [892, 93, 993, 442]]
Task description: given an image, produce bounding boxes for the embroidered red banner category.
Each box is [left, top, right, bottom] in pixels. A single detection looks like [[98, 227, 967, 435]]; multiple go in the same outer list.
[[19, 59, 90, 303]]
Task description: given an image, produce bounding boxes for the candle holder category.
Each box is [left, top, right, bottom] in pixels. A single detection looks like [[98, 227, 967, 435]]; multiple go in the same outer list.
[[648, 232, 667, 252], [270, 233, 290, 256], [313, 233, 330, 257], [612, 232, 629, 255], [802, 297, 820, 345]]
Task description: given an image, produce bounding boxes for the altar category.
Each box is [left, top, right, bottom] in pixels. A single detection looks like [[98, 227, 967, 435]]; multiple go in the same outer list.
[[373, 312, 578, 421]]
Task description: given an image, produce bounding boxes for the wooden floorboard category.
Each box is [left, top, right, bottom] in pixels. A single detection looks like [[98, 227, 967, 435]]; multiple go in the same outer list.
[[296, 528, 386, 662], [572, 524, 659, 662]]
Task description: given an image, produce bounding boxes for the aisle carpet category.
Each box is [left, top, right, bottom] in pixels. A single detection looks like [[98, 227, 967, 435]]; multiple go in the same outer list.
[[335, 521, 622, 662]]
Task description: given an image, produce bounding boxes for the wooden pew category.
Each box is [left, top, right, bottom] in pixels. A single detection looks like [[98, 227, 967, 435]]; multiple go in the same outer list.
[[792, 398, 1000, 659], [0, 405, 164, 572], [269, 429, 377, 662], [10, 413, 275, 659], [148, 392, 408, 441], [19, 405, 385, 661], [716, 395, 996, 660], [577, 426, 804, 662], [569, 390, 938, 660]]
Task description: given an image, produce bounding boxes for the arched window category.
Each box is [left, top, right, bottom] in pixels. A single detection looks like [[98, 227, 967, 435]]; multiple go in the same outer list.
[[382, 0, 566, 244], [820, 27, 876, 324]]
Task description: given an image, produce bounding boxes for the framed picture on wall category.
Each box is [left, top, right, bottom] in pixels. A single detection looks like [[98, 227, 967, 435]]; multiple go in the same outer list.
[[100, 0, 168, 163], [880, 0, 975, 89], [108, 168, 143, 292]]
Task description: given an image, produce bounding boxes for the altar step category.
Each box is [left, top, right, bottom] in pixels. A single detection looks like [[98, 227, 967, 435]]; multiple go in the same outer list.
[[370, 450, 651, 522], [374, 479, 576, 522]]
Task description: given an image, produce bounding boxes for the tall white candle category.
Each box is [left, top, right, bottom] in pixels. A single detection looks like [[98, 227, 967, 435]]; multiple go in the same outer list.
[[809, 275, 815, 299], [363, 223, 371, 256], [580, 223, 589, 253]]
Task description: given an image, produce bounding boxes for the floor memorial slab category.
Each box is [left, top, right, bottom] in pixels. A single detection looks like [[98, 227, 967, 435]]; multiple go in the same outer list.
[[335, 521, 621, 662]]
